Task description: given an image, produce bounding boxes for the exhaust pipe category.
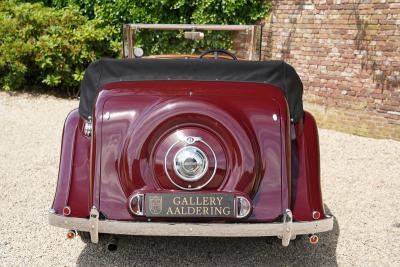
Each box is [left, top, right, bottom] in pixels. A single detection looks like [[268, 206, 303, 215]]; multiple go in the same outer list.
[[106, 235, 119, 252], [66, 230, 77, 240], [309, 234, 319, 245]]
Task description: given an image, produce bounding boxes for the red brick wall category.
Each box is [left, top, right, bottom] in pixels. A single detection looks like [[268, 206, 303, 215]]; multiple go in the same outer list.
[[260, 0, 400, 139]]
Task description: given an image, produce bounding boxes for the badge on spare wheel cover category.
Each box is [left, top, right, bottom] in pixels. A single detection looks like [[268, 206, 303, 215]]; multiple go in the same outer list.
[[179, 136, 202, 144], [148, 195, 163, 215]]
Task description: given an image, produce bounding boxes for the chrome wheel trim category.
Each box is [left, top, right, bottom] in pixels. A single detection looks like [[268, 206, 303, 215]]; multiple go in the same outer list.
[[172, 146, 209, 182], [164, 138, 217, 191]]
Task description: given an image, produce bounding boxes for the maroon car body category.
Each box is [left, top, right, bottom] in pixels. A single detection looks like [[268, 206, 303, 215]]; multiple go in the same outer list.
[[49, 52, 333, 247]]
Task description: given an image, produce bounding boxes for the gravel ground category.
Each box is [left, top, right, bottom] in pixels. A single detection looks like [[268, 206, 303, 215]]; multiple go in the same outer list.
[[0, 92, 399, 267]]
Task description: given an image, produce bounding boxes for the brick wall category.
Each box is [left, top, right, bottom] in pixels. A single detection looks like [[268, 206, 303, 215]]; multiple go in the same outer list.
[[259, 0, 400, 140]]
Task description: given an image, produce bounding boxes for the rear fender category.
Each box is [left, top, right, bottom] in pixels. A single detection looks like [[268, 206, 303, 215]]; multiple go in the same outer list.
[[51, 109, 91, 218], [292, 111, 324, 221]]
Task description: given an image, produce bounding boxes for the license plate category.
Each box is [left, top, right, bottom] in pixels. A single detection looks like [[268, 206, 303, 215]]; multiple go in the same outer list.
[[144, 193, 235, 218]]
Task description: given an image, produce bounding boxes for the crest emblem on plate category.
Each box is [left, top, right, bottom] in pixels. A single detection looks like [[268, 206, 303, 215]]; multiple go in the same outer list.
[[149, 195, 163, 215]]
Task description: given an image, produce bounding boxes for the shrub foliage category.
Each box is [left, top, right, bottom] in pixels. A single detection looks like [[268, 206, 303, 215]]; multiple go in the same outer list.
[[71, 0, 270, 55], [0, 1, 118, 93], [2, 0, 270, 93]]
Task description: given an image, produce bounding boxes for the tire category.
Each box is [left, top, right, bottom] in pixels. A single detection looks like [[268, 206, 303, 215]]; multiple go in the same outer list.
[[77, 231, 92, 243]]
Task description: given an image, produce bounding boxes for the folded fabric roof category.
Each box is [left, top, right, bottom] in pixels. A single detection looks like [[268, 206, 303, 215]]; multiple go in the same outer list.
[[79, 58, 303, 122]]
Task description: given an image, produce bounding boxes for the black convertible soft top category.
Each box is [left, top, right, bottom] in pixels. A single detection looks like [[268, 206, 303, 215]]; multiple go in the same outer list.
[[79, 58, 304, 122]]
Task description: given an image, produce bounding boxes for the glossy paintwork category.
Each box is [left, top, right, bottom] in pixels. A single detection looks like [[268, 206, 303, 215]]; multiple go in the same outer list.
[[153, 128, 226, 190], [92, 81, 291, 222], [292, 112, 324, 221], [52, 80, 326, 224], [52, 109, 91, 217]]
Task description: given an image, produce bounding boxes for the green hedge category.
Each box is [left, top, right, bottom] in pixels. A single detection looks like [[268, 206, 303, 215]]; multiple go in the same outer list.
[[72, 0, 270, 55], [0, 1, 118, 93], [36, 0, 270, 55], [2, 0, 270, 93]]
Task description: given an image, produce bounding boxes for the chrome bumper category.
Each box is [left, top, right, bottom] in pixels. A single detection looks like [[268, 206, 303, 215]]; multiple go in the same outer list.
[[49, 208, 333, 247]]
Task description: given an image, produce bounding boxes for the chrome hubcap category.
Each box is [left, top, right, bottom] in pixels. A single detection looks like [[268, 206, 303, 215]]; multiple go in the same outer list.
[[173, 146, 208, 182]]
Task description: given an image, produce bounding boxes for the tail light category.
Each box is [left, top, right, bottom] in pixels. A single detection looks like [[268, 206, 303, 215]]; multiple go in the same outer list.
[[63, 206, 71, 216], [312, 211, 321, 220]]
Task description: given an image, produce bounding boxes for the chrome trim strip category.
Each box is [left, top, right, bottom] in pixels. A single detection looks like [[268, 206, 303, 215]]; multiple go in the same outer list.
[[84, 116, 92, 137], [126, 24, 255, 31], [49, 213, 333, 246], [199, 139, 218, 188]]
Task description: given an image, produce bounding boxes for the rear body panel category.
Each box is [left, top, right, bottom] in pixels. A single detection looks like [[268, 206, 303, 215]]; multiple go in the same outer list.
[[92, 81, 290, 222], [52, 81, 324, 224]]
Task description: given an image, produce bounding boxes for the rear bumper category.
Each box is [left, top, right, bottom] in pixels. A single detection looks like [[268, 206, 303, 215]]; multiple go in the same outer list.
[[49, 208, 333, 246]]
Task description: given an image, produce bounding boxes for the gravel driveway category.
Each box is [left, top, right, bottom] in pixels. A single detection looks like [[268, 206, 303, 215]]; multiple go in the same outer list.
[[0, 92, 399, 267]]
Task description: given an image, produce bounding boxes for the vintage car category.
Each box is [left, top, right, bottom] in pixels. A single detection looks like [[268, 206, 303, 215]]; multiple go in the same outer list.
[[49, 24, 333, 250]]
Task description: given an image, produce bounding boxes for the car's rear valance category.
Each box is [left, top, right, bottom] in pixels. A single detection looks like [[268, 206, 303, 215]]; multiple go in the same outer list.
[[79, 58, 304, 122]]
